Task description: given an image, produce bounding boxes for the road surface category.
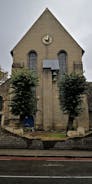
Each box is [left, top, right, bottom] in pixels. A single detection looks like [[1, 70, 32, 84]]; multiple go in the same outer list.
[[0, 156, 92, 184]]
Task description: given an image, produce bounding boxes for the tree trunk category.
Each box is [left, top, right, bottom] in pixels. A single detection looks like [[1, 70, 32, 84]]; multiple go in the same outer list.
[[66, 115, 74, 133], [20, 114, 25, 125]]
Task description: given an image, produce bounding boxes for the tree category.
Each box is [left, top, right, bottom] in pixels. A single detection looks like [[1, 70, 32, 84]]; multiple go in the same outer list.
[[10, 69, 38, 123], [58, 73, 87, 132], [0, 67, 8, 84]]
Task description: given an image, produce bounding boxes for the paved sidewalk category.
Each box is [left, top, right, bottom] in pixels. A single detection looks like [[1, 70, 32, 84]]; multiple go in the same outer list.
[[0, 149, 92, 158]]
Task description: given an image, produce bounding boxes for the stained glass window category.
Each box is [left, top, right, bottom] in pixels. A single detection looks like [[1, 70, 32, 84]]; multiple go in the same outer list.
[[29, 51, 37, 71], [58, 50, 67, 76]]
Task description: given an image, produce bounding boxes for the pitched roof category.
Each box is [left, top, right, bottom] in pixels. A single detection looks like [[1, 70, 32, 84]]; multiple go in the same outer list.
[[11, 8, 84, 56]]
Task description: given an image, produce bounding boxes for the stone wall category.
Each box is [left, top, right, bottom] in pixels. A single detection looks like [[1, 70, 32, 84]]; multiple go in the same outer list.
[[11, 9, 89, 130], [0, 127, 92, 150], [87, 82, 92, 129], [0, 79, 10, 125]]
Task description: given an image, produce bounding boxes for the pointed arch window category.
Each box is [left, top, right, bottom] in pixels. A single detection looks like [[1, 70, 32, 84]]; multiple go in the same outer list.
[[58, 50, 67, 76], [28, 50, 37, 71]]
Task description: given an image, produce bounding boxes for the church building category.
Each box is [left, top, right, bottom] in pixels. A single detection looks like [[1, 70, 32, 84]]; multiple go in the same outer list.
[[0, 8, 89, 131]]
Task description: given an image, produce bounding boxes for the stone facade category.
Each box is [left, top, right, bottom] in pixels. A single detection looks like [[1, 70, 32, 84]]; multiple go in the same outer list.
[[87, 82, 92, 129], [0, 8, 89, 131], [0, 79, 10, 126]]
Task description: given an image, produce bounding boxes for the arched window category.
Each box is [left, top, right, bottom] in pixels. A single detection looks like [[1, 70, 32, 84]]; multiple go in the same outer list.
[[58, 50, 67, 76], [0, 96, 3, 111], [28, 50, 37, 71]]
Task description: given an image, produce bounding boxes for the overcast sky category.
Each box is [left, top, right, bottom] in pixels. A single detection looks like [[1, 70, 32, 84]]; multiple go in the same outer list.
[[0, 0, 92, 81]]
